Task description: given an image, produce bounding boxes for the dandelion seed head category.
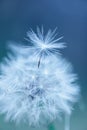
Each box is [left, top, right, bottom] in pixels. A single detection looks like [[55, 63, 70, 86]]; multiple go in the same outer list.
[[0, 54, 79, 126], [0, 28, 80, 127]]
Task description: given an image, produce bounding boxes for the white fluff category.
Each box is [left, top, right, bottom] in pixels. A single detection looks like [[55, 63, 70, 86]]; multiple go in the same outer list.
[[0, 28, 79, 126]]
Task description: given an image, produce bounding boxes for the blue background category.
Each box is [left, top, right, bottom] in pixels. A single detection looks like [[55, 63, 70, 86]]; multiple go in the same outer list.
[[0, 0, 87, 130]]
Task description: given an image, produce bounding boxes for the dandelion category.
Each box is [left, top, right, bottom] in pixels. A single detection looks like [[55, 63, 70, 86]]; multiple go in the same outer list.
[[0, 28, 79, 129]]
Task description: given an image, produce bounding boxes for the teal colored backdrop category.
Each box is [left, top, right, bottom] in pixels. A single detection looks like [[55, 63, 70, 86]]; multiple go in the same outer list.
[[0, 0, 87, 130]]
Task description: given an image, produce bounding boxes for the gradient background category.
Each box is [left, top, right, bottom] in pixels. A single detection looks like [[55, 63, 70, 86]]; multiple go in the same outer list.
[[0, 0, 87, 130]]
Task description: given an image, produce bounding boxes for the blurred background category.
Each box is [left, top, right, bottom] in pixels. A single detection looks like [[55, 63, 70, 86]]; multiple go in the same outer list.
[[0, 0, 87, 130]]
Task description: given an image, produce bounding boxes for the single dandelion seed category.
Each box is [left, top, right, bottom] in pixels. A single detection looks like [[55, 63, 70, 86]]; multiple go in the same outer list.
[[25, 27, 66, 67]]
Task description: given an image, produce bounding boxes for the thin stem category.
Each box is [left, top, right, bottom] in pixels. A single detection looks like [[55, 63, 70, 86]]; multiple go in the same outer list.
[[65, 113, 70, 130], [38, 53, 43, 68], [48, 123, 55, 130]]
